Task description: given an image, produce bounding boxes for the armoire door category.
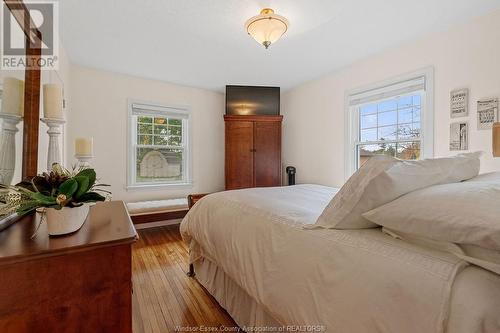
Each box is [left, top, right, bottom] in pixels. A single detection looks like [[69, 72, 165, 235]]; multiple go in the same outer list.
[[225, 121, 254, 189], [254, 121, 281, 187]]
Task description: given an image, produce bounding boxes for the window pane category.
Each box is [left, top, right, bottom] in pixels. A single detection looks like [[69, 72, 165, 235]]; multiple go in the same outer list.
[[169, 125, 182, 137], [169, 136, 182, 146], [413, 107, 421, 122], [378, 100, 397, 112], [378, 125, 397, 140], [354, 92, 424, 170], [397, 96, 413, 108], [397, 124, 413, 139], [138, 135, 152, 145], [136, 147, 183, 183], [169, 118, 182, 126], [154, 117, 168, 125], [396, 141, 420, 160], [360, 114, 377, 129], [398, 107, 413, 123], [138, 116, 152, 123], [360, 104, 377, 115], [154, 135, 169, 145], [412, 122, 421, 137], [154, 124, 168, 135], [378, 111, 397, 126], [413, 95, 421, 106], [137, 123, 153, 135], [357, 143, 396, 167], [360, 128, 377, 142]]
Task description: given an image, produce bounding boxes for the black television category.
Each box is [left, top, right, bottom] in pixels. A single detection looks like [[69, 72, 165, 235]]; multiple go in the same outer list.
[[225, 85, 280, 115]]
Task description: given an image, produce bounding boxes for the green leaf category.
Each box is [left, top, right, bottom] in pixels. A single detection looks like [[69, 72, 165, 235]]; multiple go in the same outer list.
[[17, 207, 37, 217], [31, 192, 57, 205], [75, 169, 96, 191], [74, 176, 90, 199], [58, 179, 78, 197], [16, 200, 41, 216], [77, 192, 106, 203]]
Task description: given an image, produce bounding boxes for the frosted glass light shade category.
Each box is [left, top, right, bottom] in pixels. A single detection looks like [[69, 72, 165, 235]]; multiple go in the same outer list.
[[493, 122, 500, 157], [245, 8, 289, 49], [1, 77, 24, 117], [43, 84, 64, 119]]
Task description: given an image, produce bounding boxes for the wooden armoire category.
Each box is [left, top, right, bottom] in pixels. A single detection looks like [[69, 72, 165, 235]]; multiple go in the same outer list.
[[224, 115, 283, 190]]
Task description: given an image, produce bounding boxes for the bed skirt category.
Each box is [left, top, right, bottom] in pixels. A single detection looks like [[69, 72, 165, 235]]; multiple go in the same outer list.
[[193, 256, 500, 333], [194, 257, 282, 331]]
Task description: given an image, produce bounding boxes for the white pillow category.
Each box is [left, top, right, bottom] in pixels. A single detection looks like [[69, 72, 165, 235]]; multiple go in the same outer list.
[[314, 152, 482, 229], [362, 180, 500, 250]]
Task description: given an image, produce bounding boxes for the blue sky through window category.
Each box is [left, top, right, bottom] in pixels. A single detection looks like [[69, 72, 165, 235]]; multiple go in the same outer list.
[[359, 93, 421, 142]]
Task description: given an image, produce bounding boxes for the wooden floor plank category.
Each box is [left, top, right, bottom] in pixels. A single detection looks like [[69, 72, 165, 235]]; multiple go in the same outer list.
[[132, 225, 237, 332]]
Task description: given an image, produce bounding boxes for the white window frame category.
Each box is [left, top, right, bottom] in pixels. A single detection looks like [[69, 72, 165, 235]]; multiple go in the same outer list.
[[126, 99, 192, 190], [344, 67, 434, 180]]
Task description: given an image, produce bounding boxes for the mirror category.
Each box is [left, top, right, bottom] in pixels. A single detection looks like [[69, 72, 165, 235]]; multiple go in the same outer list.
[[0, 0, 43, 229], [0, 0, 42, 185], [0, 3, 26, 185]]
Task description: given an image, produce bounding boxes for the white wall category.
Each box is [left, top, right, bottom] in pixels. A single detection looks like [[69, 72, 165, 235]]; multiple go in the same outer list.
[[67, 65, 225, 202], [282, 9, 500, 187]]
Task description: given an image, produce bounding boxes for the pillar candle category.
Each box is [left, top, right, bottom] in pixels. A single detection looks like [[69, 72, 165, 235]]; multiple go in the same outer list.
[[43, 84, 64, 119], [75, 137, 93, 156], [1, 77, 24, 117]]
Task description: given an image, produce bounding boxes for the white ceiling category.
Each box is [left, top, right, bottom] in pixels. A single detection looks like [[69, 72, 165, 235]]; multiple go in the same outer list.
[[60, 0, 500, 92]]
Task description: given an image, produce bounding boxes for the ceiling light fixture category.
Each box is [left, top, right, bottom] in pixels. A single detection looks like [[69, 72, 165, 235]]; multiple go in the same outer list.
[[245, 8, 289, 49]]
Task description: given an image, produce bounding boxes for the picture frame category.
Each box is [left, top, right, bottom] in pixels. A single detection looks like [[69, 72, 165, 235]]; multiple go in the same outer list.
[[450, 121, 468, 151], [450, 88, 468, 118], [477, 97, 499, 130]]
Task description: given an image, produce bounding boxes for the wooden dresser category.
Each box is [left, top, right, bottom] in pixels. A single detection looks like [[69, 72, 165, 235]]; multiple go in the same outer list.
[[0, 201, 137, 333], [224, 115, 282, 190]]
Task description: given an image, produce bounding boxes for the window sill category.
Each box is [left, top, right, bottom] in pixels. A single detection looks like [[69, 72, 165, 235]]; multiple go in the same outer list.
[[126, 182, 193, 191]]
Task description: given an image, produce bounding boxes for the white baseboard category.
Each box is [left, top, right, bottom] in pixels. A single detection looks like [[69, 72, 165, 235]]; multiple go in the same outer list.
[[134, 219, 182, 230]]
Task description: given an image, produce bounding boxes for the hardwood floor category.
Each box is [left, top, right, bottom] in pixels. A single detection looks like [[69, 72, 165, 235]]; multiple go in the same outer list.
[[132, 225, 237, 333]]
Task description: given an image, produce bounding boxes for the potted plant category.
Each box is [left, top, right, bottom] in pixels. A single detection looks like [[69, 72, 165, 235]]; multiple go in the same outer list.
[[0, 163, 110, 236]]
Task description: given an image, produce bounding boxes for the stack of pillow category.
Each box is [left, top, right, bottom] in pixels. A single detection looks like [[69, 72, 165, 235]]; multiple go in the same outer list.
[[313, 152, 500, 274]]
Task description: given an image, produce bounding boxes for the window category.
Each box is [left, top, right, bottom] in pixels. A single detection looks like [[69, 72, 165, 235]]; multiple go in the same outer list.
[[128, 101, 191, 188], [345, 68, 434, 177]]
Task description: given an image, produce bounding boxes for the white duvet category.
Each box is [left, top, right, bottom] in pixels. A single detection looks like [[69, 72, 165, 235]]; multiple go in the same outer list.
[[180, 184, 500, 333]]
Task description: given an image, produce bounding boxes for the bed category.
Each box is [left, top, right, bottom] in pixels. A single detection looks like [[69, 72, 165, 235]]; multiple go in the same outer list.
[[180, 184, 500, 333]]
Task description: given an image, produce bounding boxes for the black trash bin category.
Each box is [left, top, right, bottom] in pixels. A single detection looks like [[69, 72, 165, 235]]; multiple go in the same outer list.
[[286, 166, 296, 186]]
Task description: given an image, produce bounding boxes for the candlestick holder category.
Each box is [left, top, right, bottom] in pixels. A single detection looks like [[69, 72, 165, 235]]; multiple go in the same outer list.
[[40, 118, 66, 170], [75, 154, 94, 169], [0, 114, 22, 185]]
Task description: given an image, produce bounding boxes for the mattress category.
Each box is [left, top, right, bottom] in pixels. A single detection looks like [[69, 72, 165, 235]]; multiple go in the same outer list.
[[180, 184, 500, 333]]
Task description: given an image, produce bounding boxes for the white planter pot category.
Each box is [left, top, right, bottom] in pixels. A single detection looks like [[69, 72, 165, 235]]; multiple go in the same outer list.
[[44, 204, 90, 236]]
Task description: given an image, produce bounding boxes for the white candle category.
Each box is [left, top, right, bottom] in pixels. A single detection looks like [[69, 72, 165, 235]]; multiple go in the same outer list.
[[1, 77, 24, 117], [75, 137, 93, 156], [43, 84, 64, 119]]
